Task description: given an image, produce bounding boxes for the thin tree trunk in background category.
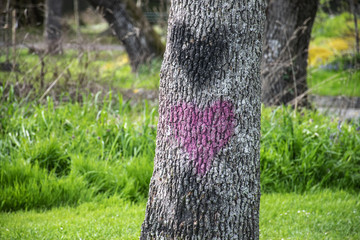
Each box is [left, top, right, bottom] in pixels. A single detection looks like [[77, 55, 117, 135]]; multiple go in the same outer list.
[[74, 0, 81, 42], [350, 0, 359, 54], [45, 0, 63, 54], [261, 0, 319, 107], [87, 0, 165, 71], [29, 0, 45, 25], [3, 0, 11, 62], [0, 0, 13, 73], [141, 0, 265, 239], [12, 9, 16, 70]]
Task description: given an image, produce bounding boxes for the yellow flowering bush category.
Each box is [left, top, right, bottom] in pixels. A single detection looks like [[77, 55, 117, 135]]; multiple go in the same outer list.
[[308, 38, 353, 67], [327, 38, 349, 52], [101, 55, 129, 71], [308, 46, 333, 67]]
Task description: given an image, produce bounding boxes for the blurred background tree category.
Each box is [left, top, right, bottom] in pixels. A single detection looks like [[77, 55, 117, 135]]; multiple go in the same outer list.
[[86, 0, 164, 71], [44, 0, 63, 54], [261, 0, 319, 107]]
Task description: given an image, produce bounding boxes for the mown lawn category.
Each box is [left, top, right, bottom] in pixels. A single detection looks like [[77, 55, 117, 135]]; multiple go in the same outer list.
[[260, 191, 360, 239], [1, 191, 359, 239]]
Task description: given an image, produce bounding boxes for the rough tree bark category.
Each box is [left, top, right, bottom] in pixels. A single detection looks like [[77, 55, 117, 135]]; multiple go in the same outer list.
[[261, 0, 319, 106], [141, 0, 265, 239], [87, 0, 165, 71], [44, 0, 63, 54]]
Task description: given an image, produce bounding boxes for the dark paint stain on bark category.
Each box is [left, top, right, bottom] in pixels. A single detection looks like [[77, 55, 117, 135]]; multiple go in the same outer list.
[[170, 22, 229, 87]]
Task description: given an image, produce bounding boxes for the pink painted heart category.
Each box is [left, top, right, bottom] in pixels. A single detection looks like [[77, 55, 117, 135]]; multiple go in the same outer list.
[[167, 101, 235, 175]]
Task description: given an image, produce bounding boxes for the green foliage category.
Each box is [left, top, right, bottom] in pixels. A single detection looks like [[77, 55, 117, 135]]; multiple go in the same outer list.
[[1, 91, 359, 211], [0, 93, 157, 211], [308, 10, 360, 96], [103, 57, 162, 89], [0, 49, 161, 95], [312, 12, 355, 40], [261, 106, 360, 193], [26, 138, 71, 177], [307, 68, 360, 97], [1, 191, 359, 239], [0, 157, 93, 211]]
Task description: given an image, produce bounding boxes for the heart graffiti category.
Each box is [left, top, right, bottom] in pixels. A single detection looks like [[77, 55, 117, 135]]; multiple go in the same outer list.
[[167, 101, 235, 175]]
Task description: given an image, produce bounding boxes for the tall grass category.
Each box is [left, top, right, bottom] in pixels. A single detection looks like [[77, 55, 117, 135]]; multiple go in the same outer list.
[[1, 88, 359, 211], [261, 106, 360, 192], [0, 89, 157, 211]]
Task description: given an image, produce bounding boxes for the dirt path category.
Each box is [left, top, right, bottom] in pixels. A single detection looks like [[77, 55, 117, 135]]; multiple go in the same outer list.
[[0, 42, 124, 52], [310, 95, 360, 120]]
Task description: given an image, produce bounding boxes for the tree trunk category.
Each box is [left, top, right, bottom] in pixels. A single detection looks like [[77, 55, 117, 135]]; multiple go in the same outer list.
[[261, 0, 319, 107], [141, 1, 265, 239], [87, 0, 165, 71], [44, 0, 63, 54], [0, 0, 11, 62], [350, 0, 359, 54], [11, 0, 44, 26]]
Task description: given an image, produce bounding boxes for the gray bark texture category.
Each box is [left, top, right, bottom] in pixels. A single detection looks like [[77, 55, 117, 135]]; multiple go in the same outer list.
[[87, 0, 165, 71], [45, 0, 63, 54], [140, 0, 266, 239], [261, 0, 319, 106]]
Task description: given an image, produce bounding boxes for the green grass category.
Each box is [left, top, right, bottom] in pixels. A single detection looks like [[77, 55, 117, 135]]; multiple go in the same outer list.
[[308, 68, 360, 97], [1, 46, 358, 98], [0, 10, 359, 239], [0, 196, 145, 240], [1, 91, 157, 211], [260, 106, 360, 193], [1, 89, 359, 211], [0, 191, 358, 239], [260, 190, 360, 239], [312, 12, 357, 41], [308, 11, 360, 96], [0, 49, 161, 93]]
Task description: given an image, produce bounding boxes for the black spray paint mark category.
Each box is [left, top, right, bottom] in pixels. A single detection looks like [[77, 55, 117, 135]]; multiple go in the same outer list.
[[170, 22, 229, 87]]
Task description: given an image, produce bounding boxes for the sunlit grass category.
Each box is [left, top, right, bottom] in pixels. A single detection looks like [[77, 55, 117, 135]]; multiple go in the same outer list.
[[308, 68, 360, 97], [260, 190, 360, 239], [0, 197, 145, 240], [0, 49, 161, 93], [0, 191, 358, 239]]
